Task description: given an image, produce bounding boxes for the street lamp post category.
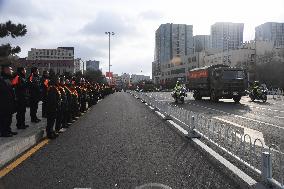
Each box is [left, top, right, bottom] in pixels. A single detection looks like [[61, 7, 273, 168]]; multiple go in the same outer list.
[[105, 31, 115, 84]]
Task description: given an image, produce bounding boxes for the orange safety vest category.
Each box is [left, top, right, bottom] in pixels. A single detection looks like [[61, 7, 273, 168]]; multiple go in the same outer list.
[[11, 75, 19, 86]]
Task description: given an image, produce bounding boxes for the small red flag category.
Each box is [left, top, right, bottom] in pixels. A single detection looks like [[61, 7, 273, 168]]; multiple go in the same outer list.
[[44, 79, 49, 88], [11, 75, 19, 86], [29, 73, 33, 82]]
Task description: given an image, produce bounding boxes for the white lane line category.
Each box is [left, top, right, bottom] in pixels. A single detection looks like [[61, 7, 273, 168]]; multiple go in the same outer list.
[[248, 105, 283, 113], [274, 116, 284, 119], [213, 117, 266, 147], [188, 102, 284, 130], [155, 93, 283, 129], [167, 120, 189, 135]]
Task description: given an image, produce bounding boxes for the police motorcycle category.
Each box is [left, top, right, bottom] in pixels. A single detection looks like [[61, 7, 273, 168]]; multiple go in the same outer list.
[[172, 85, 187, 104], [247, 84, 268, 103]]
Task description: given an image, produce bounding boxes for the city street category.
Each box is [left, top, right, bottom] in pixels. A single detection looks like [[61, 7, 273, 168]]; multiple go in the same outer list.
[[147, 92, 284, 150], [0, 92, 240, 189]]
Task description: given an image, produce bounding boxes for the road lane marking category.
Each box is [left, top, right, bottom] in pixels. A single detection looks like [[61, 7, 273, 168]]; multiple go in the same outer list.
[[150, 93, 284, 129], [0, 139, 49, 178], [187, 102, 284, 130], [274, 116, 284, 119], [167, 120, 188, 135], [213, 117, 266, 147]]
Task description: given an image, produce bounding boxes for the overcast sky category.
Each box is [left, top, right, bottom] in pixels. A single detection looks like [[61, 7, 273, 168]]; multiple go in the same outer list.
[[1, 0, 284, 76]]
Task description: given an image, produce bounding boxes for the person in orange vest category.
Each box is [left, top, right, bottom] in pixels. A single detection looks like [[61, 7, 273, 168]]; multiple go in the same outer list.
[[0, 65, 18, 137], [55, 76, 67, 133], [13, 67, 29, 129], [79, 78, 87, 113], [69, 78, 80, 121], [41, 70, 49, 118], [28, 67, 41, 123], [63, 78, 73, 125], [46, 74, 61, 139]]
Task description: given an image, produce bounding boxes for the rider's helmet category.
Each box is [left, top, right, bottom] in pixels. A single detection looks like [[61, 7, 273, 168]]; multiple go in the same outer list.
[[176, 81, 180, 86], [254, 81, 260, 87]]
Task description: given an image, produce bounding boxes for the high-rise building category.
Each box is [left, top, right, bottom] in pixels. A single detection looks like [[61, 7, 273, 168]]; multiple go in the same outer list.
[[255, 22, 284, 47], [153, 23, 194, 84], [154, 23, 194, 64], [74, 58, 83, 73], [210, 22, 244, 51], [193, 35, 211, 52], [86, 60, 100, 71]]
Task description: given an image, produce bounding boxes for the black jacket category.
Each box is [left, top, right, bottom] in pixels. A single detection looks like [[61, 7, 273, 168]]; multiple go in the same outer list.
[[46, 85, 61, 116], [0, 75, 16, 114], [14, 74, 29, 105], [29, 73, 41, 102], [40, 76, 49, 101]]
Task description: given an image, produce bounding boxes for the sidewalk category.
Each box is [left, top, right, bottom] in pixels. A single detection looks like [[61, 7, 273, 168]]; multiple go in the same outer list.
[[0, 102, 46, 168]]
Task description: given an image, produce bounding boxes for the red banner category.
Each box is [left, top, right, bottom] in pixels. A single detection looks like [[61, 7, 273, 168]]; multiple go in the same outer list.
[[106, 72, 113, 78], [188, 70, 208, 79]]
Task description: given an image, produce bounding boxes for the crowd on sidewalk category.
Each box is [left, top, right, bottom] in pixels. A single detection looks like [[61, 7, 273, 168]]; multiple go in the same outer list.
[[0, 65, 115, 139]]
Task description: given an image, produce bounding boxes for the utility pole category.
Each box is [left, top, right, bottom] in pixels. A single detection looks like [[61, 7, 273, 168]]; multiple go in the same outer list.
[[105, 32, 115, 84], [79, 59, 85, 75]]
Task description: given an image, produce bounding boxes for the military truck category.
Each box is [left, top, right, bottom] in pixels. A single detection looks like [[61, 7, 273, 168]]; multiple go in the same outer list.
[[187, 64, 247, 103]]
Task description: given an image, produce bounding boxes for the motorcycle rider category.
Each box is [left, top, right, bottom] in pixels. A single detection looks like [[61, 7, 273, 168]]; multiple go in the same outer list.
[[174, 81, 182, 98], [252, 81, 261, 97]]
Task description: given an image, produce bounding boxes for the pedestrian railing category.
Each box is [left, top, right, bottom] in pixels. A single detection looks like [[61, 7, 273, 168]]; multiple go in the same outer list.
[[268, 89, 284, 101], [129, 91, 284, 188]]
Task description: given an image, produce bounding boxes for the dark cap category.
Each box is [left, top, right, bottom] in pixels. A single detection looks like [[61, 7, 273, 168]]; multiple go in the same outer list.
[[31, 67, 38, 73], [17, 67, 25, 73]]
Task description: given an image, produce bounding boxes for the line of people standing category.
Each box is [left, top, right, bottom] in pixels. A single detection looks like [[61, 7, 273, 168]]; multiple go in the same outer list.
[[0, 65, 115, 138]]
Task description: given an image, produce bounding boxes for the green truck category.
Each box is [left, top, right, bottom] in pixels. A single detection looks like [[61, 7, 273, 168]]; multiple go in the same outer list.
[[187, 64, 247, 103]]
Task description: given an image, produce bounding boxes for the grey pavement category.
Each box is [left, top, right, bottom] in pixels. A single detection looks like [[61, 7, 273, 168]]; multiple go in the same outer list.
[[0, 92, 240, 189]]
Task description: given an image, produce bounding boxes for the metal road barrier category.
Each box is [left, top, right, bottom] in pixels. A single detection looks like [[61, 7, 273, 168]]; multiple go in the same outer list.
[[268, 89, 284, 101], [129, 91, 284, 188]]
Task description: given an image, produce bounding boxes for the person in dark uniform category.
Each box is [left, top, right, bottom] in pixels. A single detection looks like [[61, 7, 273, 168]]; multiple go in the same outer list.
[[13, 67, 29, 129], [0, 65, 18, 137], [41, 70, 49, 118], [46, 75, 61, 139], [75, 79, 82, 116], [55, 77, 67, 133], [63, 79, 72, 125], [28, 67, 41, 123], [79, 78, 87, 113], [68, 79, 79, 121]]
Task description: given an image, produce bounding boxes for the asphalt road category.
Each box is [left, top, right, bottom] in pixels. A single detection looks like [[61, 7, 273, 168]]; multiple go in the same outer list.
[[0, 92, 240, 189], [147, 92, 284, 151]]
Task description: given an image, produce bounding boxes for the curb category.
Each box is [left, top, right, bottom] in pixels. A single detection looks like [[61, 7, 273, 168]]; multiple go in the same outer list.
[[0, 129, 45, 169]]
